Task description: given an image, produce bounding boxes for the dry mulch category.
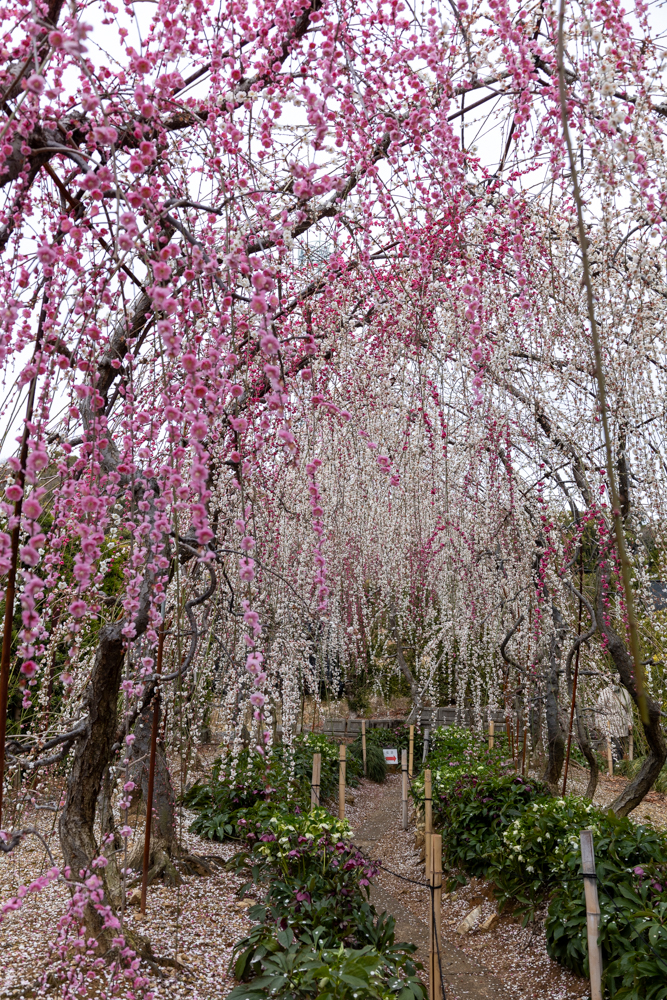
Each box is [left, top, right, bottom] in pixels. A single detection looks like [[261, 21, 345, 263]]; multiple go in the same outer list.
[[565, 762, 667, 826], [0, 750, 252, 999]]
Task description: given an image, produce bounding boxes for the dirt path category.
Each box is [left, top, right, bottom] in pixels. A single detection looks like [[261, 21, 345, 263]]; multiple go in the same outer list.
[[352, 779, 514, 1000], [348, 776, 589, 1000]]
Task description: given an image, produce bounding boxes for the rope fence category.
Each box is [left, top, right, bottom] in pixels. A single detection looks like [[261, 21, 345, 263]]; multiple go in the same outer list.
[[311, 753, 445, 998], [309, 752, 666, 1000]]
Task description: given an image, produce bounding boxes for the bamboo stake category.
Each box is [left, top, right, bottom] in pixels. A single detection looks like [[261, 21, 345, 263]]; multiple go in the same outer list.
[[429, 832, 443, 1000], [606, 733, 613, 777], [362, 719, 367, 776], [408, 725, 414, 780], [140, 622, 166, 915], [311, 752, 321, 810], [629, 725, 634, 761], [338, 744, 346, 820], [424, 768, 432, 881], [401, 749, 408, 830], [488, 718, 494, 750], [580, 830, 603, 1000]]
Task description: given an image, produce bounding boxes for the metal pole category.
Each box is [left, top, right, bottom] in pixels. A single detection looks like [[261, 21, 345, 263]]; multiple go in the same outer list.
[[580, 830, 603, 1000], [429, 832, 443, 1000], [338, 744, 346, 820], [401, 749, 408, 830], [563, 555, 584, 796], [361, 719, 367, 777], [521, 725, 527, 775], [140, 623, 166, 914]]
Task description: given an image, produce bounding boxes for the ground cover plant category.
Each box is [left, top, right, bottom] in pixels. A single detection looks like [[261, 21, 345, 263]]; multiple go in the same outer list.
[[184, 733, 367, 841], [224, 797, 425, 1000], [411, 725, 515, 827]]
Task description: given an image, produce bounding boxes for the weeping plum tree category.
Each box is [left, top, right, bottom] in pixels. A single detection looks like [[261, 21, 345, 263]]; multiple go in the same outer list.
[[1, 0, 667, 990]]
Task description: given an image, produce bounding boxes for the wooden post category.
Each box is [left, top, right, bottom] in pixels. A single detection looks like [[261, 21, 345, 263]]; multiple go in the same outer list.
[[362, 719, 367, 776], [521, 725, 527, 775], [424, 767, 432, 880], [488, 718, 494, 749], [629, 725, 633, 761], [401, 749, 408, 829], [338, 744, 346, 820], [580, 830, 603, 1000], [408, 725, 414, 780], [311, 752, 321, 810], [429, 832, 443, 1000], [422, 727, 430, 762]]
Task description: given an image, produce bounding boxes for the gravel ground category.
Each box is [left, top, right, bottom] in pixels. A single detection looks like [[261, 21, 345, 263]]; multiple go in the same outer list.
[[0, 809, 253, 999], [565, 762, 667, 826]]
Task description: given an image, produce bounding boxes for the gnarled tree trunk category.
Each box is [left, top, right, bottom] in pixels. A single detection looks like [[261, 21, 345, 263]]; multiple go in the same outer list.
[[597, 570, 667, 816], [58, 568, 157, 948], [125, 701, 182, 887], [543, 605, 567, 792]]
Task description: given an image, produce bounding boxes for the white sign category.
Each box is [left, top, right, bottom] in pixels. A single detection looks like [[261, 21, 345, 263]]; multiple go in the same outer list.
[[383, 748, 398, 765]]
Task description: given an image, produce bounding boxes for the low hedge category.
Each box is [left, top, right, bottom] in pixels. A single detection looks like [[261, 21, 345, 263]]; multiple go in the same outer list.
[[184, 732, 373, 841]]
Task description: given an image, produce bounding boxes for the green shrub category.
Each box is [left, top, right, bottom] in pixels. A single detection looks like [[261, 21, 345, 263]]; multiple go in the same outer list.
[[410, 724, 514, 828], [226, 807, 425, 1000], [436, 775, 548, 884], [348, 737, 387, 783], [492, 796, 598, 918], [545, 812, 667, 997], [363, 727, 399, 748]]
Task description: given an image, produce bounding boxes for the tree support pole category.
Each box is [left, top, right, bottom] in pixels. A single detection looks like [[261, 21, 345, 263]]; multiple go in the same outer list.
[[557, 0, 648, 723], [338, 744, 346, 820], [361, 719, 366, 777], [311, 752, 321, 810], [429, 832, 442, 1000], [563, 557, 585, 795], [0, 296, 47, 828], [401, 749, 408, 830], [140, 623, 166, 914]]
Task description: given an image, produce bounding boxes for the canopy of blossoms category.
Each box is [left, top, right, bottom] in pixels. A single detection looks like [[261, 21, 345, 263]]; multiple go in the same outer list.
[[1, 0, 667, 990]]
